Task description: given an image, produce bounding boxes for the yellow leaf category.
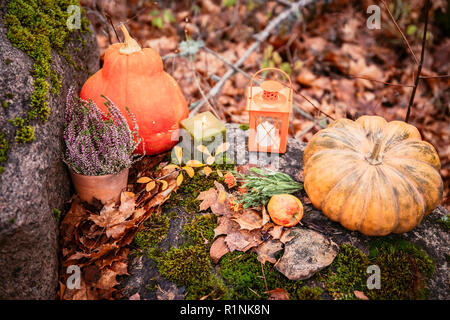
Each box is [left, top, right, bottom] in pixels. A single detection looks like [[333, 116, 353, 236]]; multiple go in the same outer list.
[[217, 169, 223, 177], [218, 190, 227, 204], [174, 146, 183, 164], [163, 164, 180, 170], [203, 166, 213, 177], [196, 145, 211, 156], [206, 155, 215, 165], [177, 173, 184, 186], [137, 177, 152, 184], [146, 181, 156, 192], [183, 166, 195, 178], [124, 191, 135, 198], [185, 160, 205, 167], [160, 180, 168, 191], [215, 142, 230, 156], [121, 191, 135, 203]]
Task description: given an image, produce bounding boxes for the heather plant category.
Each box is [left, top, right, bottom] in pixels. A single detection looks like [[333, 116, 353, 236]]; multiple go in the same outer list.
[[63, 88, 142, 176]]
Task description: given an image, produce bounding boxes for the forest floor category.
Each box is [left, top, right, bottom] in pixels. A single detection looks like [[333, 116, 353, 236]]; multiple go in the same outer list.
[[81, 0, 449, 209]]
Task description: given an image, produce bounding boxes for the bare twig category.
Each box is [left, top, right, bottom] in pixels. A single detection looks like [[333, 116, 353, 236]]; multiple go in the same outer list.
[[260, 261, 269, 293], [203, 47, 252, 80], [405, 0, 430, 123], [381, 0, 419, 65], [420, 74, 450, 79], [349, 74, 414, 87], [189, 0, 317, 115]]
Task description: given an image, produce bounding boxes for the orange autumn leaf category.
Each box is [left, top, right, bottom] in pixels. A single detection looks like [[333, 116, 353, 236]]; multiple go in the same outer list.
[[183, 166, 195, 178], [146, 181, 156, 192], [136, 177, 152, 184], [185, 160, 205, 167], [177, 172, 184, 186], [203, 166, 213, 177], [160, 180, 168, 191]]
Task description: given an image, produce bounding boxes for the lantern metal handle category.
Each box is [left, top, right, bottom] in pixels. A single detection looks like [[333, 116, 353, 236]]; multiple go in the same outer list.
[[249, 67, 293, 103]]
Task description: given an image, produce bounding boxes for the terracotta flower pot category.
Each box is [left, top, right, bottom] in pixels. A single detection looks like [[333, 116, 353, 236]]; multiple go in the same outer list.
[[69, 168, 129, 205]]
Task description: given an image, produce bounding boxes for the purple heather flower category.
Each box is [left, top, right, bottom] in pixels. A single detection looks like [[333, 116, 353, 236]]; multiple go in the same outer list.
[[63, 89, 142, 176]]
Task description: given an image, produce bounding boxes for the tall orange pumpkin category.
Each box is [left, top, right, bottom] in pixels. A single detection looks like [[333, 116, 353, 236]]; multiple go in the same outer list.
[[80, 25, 189, 155]]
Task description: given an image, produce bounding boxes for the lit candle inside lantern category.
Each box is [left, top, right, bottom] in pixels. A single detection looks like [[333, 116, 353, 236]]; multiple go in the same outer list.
[[181, 111, 227, 143], [256, 121, 280, 148]]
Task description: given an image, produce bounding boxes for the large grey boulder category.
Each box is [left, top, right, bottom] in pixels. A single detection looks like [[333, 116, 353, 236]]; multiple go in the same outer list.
[[0, 1, 99, 299], [121, 124, 449, 300]]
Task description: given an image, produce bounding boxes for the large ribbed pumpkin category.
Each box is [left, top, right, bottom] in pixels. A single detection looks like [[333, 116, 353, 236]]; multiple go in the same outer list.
[[80, 25, 188, 155], [303, 115, 443, 236]]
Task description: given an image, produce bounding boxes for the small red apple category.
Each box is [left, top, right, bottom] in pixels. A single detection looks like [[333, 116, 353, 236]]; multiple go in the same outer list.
[[267, 194, 304, 227]]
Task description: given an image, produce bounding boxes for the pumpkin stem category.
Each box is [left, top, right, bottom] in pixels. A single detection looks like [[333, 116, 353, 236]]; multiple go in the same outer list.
[[366, 134, 383, 165], [119, 24, 141, 54]]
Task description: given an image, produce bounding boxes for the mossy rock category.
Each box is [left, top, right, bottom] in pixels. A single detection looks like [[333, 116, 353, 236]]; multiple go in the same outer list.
[[0, 0, 99, 299], [121, 125, 449, 300]]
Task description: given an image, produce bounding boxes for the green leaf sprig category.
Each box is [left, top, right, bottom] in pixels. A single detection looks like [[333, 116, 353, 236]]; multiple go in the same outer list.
[[236, 167, 303, 208]]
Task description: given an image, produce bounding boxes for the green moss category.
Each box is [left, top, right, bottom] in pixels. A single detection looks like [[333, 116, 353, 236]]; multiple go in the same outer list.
[[2, 0, 90, 167], [0, 132, 9, 171], [2, 101, 7, 109], [320, 239, 435, 300], [219, 251, 304, 300], [134, 210, 170, 256], [159, 244, 211, 285], [184, 213, 217, 245], [5, 93, 14, 100], [9, 118, 35, 143], [50, 71, 62, 96], [52, 208, 62, 222], [297, 286, 323, 300], [366, 238, 434, 300], [319, 243, 370, 300], [239, 123, 249, 131], [162, 163, 233, 214], [439, 214, 450, 231], [5, 59, 12, 65]]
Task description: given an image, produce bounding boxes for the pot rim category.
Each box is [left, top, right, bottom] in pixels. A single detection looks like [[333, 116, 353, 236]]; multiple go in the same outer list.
[[68, 166, 130, 178]]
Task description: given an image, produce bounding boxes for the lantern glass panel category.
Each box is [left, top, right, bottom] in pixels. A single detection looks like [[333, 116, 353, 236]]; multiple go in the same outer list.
[[255, 115, 282, 149]]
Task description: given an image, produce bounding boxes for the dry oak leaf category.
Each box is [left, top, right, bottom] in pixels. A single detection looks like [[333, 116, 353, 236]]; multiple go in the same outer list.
[[268, 225, 284, 240], [214, 216, 240, 238], [354, 290, 369, 300], [255, 239, 283, 264], [232, 208, 266, 231], [88, 193, 136, 230], [95, 267, 119, 290], [197, 188, 218, 211], [224, 231, 251, 252], [267, 288, 290, 300], [225, 229, 262, 252], [210, 236, 230, 264]]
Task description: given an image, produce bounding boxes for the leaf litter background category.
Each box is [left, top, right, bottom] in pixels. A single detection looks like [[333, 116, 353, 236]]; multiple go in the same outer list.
[[81, 0, 449, 209], [64, 0, 449, 299]]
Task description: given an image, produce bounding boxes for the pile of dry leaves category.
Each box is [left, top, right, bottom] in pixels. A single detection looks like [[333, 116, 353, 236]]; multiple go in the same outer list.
[[199, 167, 296, 268], [59, 154, 179, 300]]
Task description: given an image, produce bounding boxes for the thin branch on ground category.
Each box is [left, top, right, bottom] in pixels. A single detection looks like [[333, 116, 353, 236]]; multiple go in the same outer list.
[[349, 74, 414, 87], [419, 74, 450, 79], [405, 0, 430, 123], [189, 0, 318, 116], [381, 0, 419, 65]]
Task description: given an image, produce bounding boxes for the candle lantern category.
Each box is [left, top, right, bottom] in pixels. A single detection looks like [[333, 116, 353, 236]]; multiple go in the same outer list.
[[246, 68, 293, 153]]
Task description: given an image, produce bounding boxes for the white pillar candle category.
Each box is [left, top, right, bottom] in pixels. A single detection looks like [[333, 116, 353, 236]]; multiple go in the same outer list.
[[256, 121, 280, 148]]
